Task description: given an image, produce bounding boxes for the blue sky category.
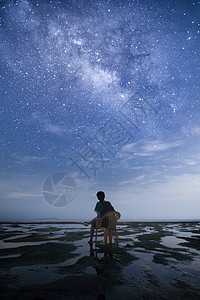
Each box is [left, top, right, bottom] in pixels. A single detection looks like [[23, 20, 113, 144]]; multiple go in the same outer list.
[[0, 0, 200, 220]]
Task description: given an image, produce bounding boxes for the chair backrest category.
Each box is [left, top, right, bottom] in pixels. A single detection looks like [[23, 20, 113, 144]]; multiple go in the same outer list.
[[103, 211, 121, 229]]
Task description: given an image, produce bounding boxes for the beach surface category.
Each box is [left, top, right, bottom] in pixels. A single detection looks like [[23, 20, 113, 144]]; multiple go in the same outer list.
[[0, 221, 200, 300]]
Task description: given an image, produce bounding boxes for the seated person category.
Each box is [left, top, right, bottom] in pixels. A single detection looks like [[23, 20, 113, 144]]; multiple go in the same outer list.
[[87, 191, 115, 244]]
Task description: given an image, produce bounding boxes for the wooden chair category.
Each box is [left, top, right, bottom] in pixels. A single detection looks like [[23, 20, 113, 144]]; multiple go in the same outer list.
[[95, 211, 121, 246]]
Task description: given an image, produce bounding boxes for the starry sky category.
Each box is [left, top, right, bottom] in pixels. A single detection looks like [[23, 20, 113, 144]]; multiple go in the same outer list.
[[0, 0, 200, 221]]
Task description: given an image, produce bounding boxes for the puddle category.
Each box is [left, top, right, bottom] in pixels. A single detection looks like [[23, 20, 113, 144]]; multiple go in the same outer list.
[[85, 266, 97, 275], [4, 234, 31, 241], [0, 254, 21, 259], [0, 239, 63, 249], [161, 236, 188, 248]]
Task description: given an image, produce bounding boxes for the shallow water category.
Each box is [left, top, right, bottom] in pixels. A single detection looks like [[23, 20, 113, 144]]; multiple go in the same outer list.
[[0, 222, 200, 299], [161, 236, 188, 248], [0, 239, 63, 249]]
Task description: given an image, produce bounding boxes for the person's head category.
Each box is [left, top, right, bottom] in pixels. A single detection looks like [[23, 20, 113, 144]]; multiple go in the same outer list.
[[96, 191, 105, 202]]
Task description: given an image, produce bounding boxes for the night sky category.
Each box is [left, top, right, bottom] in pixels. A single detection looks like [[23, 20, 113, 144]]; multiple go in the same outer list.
[[0, 0, 200, 220]]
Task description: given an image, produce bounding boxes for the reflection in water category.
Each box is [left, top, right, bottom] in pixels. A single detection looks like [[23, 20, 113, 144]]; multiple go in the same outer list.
[[89, 243, 94, 257], [96, 294, 106, 300], [89, 243, 111, 300], [161, 236, 187, 248], [0, 239, 62, 249], [90, 243, 113, 260], [93, 265, 104, 275]]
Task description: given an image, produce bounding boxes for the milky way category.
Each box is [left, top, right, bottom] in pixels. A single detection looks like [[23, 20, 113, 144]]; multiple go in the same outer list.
[[0, 0, 200, 219]]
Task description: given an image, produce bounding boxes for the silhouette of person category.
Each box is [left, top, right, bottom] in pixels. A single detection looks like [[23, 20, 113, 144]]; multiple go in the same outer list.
[[87, 191, 115, 244]]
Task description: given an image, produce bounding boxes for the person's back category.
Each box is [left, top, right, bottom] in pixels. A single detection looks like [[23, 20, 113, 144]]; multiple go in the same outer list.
[[94, 192, 115, 229], [95, 200, 114, 218], [87, 191, 115, 244]]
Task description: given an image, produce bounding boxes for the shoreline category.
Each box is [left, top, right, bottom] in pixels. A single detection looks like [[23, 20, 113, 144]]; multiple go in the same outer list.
[[0, 220, 200, 224], [0, 221, 200, 299]]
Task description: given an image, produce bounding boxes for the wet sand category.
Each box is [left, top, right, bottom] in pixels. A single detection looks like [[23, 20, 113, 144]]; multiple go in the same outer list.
[[0, 222, 200, 300]]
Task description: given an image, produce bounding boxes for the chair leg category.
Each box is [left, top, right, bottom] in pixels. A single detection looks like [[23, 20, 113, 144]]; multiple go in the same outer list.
[[115, 229, 119, 247], [109, 230, 112, 244], [95, 228, 98, 243], [104, 230, 107, 245]]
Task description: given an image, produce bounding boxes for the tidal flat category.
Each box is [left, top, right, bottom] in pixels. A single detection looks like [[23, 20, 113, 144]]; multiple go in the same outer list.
[[0, 222, 200, 300]]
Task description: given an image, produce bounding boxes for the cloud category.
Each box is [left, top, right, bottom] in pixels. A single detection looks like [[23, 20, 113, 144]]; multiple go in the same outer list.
[[31, 112, 65, 135], [0, 171, 99, 220], [191, 127, 200, 136], [0, 175, 42, 200], [4, 191, 40, 199], [141, 140, 182, 153], [184, 159, 200, 166], [119, 140, 182, 163], [121, 140, 182, 155], [10, 153, 43, 165], [105, 172, 200, 219], [44, 123, 63, 134], [182, 125, 200, 137], [121, 143, 136, 153]]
